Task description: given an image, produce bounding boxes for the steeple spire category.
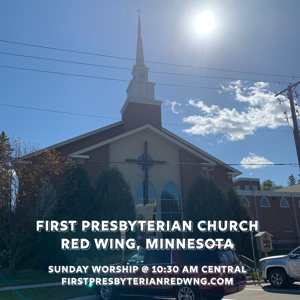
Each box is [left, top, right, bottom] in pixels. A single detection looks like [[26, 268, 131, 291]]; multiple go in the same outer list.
[[136, 10, 145, 67], [121, 11, 161, 130]]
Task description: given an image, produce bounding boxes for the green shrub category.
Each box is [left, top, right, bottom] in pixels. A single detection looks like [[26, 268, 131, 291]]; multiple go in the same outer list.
[[0, 250, 9, 269]]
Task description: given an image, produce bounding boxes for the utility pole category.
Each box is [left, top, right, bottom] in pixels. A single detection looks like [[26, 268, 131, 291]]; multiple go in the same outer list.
[[275, 81, 300, 168]]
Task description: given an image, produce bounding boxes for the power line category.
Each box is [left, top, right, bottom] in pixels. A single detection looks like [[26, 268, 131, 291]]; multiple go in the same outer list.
[[0, 51, 293, 84], [4, 157, 298, 166], [0, 39, 299, 79], [0, 103, 120, 120], [0, 103, 292, 132], [0, 65, 220, 90]]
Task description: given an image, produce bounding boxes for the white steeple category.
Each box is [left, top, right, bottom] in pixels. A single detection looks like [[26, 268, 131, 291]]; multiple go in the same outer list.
[[136, 13, 145, 67], [125, 12, 155, 100], [121, 12, 162, 119]]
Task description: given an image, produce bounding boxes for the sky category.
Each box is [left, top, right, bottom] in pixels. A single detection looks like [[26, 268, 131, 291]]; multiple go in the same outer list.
[[0, 0, 300, 187]]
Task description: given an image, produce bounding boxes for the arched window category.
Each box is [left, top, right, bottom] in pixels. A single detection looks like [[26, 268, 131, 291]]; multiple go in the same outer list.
[[161, 181, 182, 223], [135, 180, 156, 213], [260, 197, 270, 207], [36, 182, 57, 217], [241, 196, 250, 207], [280, 197, 289, 208]]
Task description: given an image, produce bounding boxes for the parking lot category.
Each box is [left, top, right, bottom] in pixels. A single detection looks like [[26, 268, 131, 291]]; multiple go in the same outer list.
[[69, 282, 300, 300], [223, 282, 300, 300]]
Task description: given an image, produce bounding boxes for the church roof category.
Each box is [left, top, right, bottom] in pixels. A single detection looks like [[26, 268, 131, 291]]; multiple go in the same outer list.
[[275, 184, 300, 192], [66, 123, 241, 175], [30, 121, 124, 156], [161, 127, 241, 175]]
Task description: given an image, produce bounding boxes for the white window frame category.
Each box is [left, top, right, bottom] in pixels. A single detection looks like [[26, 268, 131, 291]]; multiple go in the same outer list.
[[280, 197, 289, 208], [241, 196, 250, 207], [260, 197, 270, 207]]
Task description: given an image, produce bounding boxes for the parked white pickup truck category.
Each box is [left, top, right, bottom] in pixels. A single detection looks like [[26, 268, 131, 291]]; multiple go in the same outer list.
[[259, 246, 300, 288]]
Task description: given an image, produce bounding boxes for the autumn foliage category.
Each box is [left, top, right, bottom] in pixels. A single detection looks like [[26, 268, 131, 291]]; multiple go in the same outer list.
[[0, 132, 73, 272]]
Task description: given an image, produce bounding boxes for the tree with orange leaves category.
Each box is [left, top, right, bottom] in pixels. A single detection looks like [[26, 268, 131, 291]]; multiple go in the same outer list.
[[0, 132, 73, 273]]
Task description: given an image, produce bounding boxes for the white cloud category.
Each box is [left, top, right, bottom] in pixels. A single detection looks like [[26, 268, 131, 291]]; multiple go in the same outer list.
[[183, 81, 290, 141], [250, 173, 253, 175], [188, 99, 219, 114], [208, 142, 213, 146], [240, 152, 274, 169], [165, 100, 182, 114]]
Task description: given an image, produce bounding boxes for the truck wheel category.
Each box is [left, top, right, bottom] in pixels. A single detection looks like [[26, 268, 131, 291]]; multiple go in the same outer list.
[[99, 285, 116, 300], [175, 286, 199, 300], [268, 269, 288, 288]]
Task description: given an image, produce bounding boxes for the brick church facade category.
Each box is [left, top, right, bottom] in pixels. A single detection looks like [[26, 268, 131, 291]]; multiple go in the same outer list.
[[233, 177, 300, 249]]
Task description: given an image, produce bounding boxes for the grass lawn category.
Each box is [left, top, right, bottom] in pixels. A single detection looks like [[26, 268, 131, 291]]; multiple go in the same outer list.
[[0, 252, 130, 288], [0, 271, 73, 288], [0, 285, 94, 300]]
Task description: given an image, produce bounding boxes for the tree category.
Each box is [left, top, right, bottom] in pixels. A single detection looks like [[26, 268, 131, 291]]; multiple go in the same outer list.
[[86, 167, 136, 260], [184, 175, 256, 258], [0, 132, 14, 214], [0, 133, 72, 272], [226, 187, 258, 259], [17, 164, 93, 270], [261, 179, 275, 191], [261, 179, 283, 191], [274, 185, 283, 190], [288, 174, 296, 186], [184, 176, 233, 240], [93, 166, 136, 222], [53, 164, 94, 265], [54, 164, 93, 221]]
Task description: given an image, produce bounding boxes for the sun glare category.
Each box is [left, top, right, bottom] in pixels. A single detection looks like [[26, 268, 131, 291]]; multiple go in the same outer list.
[[194, 11, 215, 34]]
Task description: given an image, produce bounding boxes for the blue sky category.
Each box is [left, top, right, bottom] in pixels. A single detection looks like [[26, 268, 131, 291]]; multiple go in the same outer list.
[[1, 0, 299, 187]]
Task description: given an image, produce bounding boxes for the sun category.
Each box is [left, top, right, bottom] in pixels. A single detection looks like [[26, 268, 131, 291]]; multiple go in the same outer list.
[[194, 11, 215, 34]]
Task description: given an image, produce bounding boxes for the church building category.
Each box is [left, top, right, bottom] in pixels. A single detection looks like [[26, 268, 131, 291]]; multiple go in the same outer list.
[[39, 16, 241, 238]]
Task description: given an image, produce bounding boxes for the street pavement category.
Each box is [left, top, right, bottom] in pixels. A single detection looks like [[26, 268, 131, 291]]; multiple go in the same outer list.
[[68, 283, 300, 300], [1, 281, 299, 299]]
